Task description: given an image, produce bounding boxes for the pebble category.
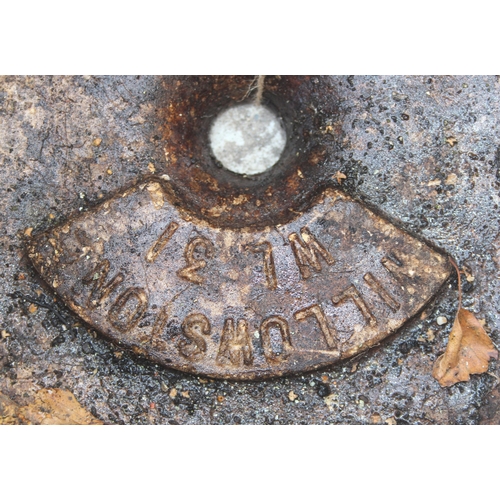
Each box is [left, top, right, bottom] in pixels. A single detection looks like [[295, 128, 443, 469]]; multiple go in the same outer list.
[[316, 382, 331, 398], [436, 316, 448, 325]]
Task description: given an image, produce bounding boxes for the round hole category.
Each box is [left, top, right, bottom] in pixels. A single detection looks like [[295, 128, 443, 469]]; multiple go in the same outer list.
[[209, 103, 287, 176]]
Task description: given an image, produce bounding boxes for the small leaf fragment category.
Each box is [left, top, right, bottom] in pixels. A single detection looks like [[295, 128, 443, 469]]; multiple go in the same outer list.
[[334, 171, 347, 184], [432, 308, 498, 387]]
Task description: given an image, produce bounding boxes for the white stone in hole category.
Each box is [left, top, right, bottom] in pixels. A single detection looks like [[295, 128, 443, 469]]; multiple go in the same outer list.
[[209, 103, 286, 176]]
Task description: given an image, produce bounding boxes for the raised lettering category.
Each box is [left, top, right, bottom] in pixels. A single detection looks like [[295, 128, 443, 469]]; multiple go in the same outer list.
[[381, 252, 417, 282], [363, 272, 400, 312], [108, 287, 148, 332], [332, 285, 376, 327], [83, 259, 124, 309], [260, 316, 293, 362], [149, 306, 169, 343], [288, 227, 334, 279], [146, 221, 179, 263], [217, 318, 254, 367], [177, 236, 214, 284], [247, 241, 277, 290], [178, 313, 211, 360], [294, 304, 338, 350]]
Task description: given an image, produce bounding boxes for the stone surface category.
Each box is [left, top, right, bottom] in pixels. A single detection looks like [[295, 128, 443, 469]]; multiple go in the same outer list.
[[0, 76, 499, 424]]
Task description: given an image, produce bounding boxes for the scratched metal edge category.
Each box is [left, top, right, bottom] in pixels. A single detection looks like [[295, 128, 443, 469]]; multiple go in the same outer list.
[[27, 176, 453, 381]]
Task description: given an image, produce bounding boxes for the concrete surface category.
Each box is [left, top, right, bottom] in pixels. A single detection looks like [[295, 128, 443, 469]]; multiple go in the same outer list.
[[0, 76, 499, 424]]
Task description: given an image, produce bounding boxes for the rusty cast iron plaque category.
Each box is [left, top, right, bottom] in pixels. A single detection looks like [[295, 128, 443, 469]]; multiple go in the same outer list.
[[28, 179, 451, 380]]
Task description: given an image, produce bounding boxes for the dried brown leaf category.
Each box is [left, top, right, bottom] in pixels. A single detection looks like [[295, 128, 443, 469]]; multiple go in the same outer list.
[[0, 389, 102, 425], [0, 393, 23, 424], [432, 308, 498, 387], [23, 388, 102, 425]]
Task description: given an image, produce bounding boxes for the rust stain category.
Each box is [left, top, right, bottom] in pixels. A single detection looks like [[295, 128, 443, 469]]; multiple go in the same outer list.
[[155, 76, 341, 229]]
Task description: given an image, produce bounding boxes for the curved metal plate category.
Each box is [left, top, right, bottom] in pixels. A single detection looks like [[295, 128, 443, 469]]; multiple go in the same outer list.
[[28, 179, 451, 380]]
